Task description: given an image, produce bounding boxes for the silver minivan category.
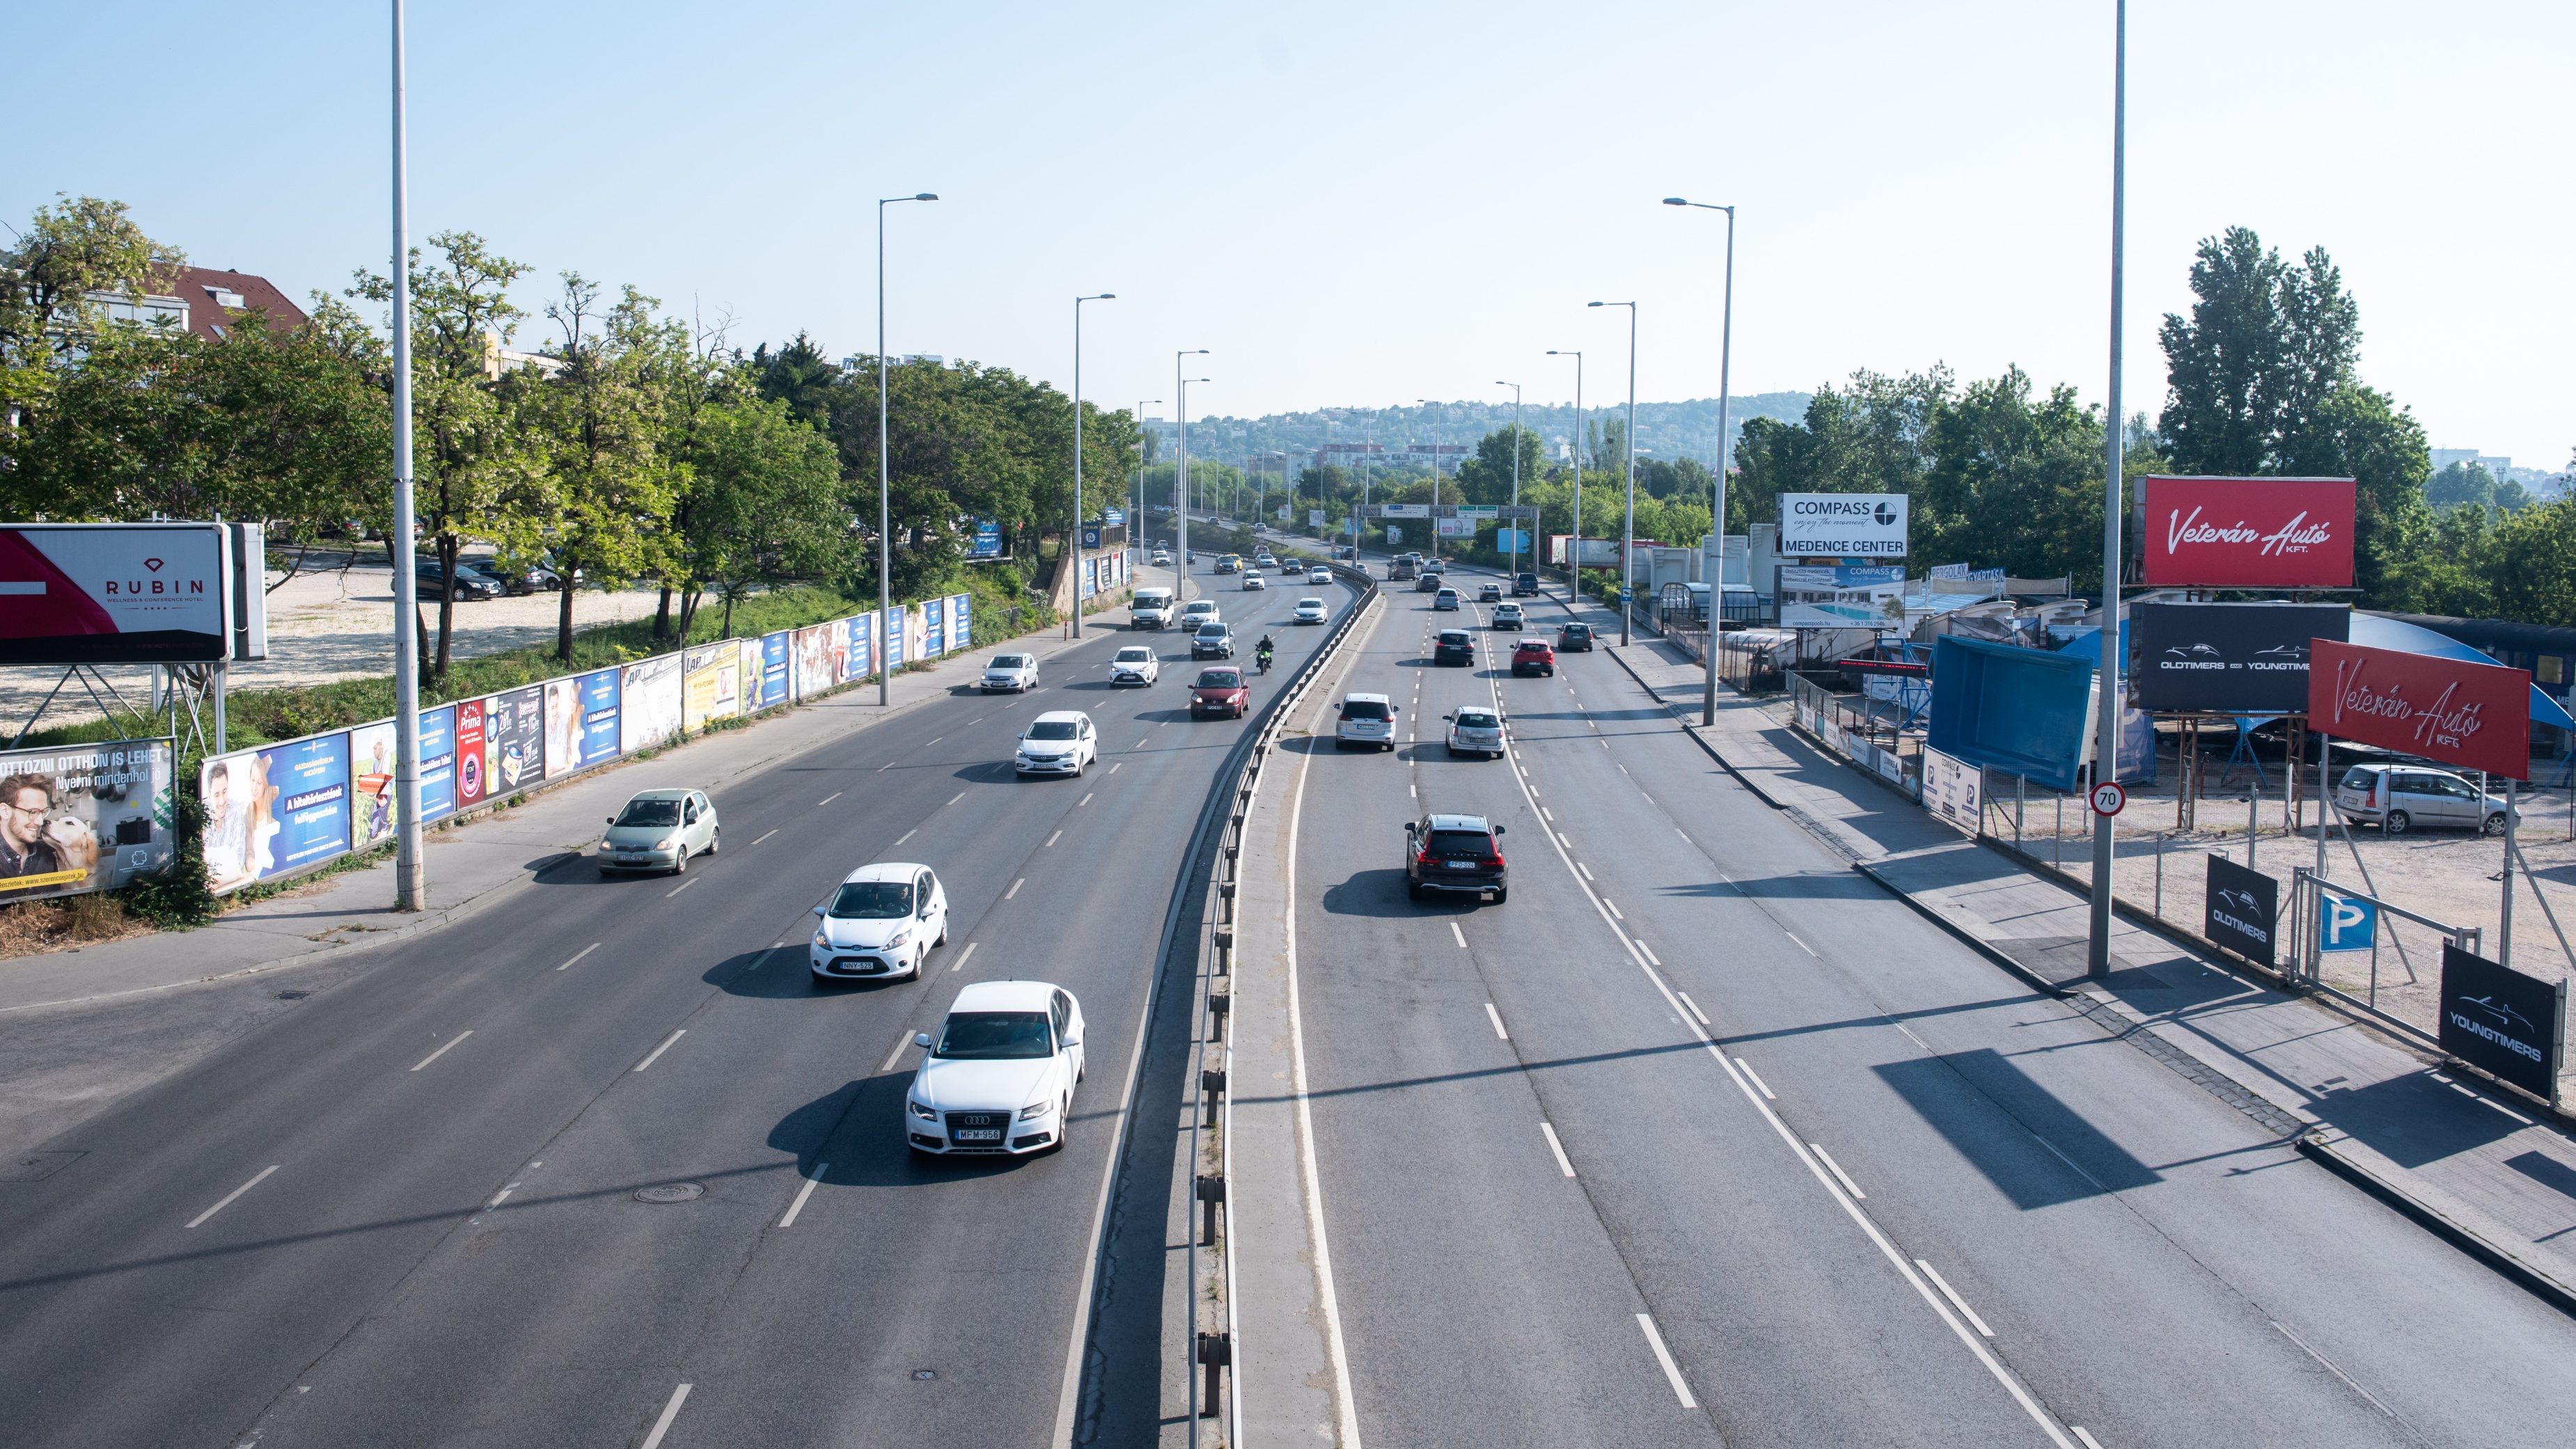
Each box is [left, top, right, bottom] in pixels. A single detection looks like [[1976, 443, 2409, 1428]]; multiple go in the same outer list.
[[2334, 762, 2515, 836], [1335, 692, 1399, 751]]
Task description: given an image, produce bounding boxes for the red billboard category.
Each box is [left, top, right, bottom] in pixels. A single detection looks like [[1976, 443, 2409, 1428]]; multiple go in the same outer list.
[[0, 524, 233, 664], [2139, 476, 2355, 589], [2309, 638, 2530, 779]]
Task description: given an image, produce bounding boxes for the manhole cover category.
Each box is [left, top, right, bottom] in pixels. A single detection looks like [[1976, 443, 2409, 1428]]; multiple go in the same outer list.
[[276, 990, 311, 1001], [634, 1182, 705, 1204], [912, 1370, 937, 1381]]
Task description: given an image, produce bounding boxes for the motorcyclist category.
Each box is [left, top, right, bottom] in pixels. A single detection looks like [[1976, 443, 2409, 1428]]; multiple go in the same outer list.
[[1255, 634, 1275, 673]]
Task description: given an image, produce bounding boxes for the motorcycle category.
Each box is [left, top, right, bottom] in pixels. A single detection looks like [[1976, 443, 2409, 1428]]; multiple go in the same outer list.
[[1255, 648, 1274, 675]]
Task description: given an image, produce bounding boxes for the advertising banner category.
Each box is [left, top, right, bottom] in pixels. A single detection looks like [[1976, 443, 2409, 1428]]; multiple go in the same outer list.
[[1435, 517, 1474, 538], [2308, 638, 2530, 779], [1081, 526, 1104, 551], [949, 593, 973, 650], [542, 680, 581, 779], [1385, 526, 1401, 544], [484, 686, 544, 798], [1781, 493, 1908, 558], [844, 613, 876, 682], [1382, 503, 1429, 518], [576, 668, 621, 769], [792, 622, 841, 700], [0, 738, 173, 902], [681, 644, 739, 735], [2204, 854, 2279, 967], [757, 632, 792, 708], [203, 733, 350, 893], [971, 519, 1005, 558], [418, 704, 457, 821], [2438, 943, 2562, 1099], [2139, 476, 2355, 588], [0, 523, 232, 665], [2131, 603, 2351, 713], [1496, 528, 1528, 552], [882, 606, 908, 671], [620, 653, 684, 755], [1276, 506, 1291, 522], [453, 698, 488, 810], [348, 720, 397, 849], [923, 597, 948, 655], [1920, 746, 1981, 836], [1779, 565, 1906, 628], [1310, 510, 1327, 526], [1926, 634, 2098, 792]]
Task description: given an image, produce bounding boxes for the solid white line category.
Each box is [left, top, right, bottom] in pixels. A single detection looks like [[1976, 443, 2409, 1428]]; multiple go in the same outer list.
[[1046, 830, 1062, 847], [555, 942, 601, 972], [779, 1163, 828, 1227], [186, 1164, 279, 1228], [1675, 991, 1709, 1026], [1450, 921, 1467, 948], [947, 790, 967, 806], [2072, 1431, 2107, 1449], [665, 877, 694, 898], [638, 1383, 691, 1449], [1484, 1002, 1509, 1040], [1005, 877, 1025, 899], [409, 1030, 473, 1072], [1916, 1260, 1995, 1338], [1578, 862, 1594, 882], [2270, 1319, 2404, 1420], [1894, 1021, 1931, 1053], [1786, 931, 1816, 956], [818, 791, 842, 806], [1539, 1122, 1576, 1177], [1636, 1313, 1698, 1409], [751, 827, 778, 846], [1735, 1058, 1777, 1099], [1812, 1144, 1867, 1200], [632, 1029, 686, 1072], [950, 940, 979, 973]]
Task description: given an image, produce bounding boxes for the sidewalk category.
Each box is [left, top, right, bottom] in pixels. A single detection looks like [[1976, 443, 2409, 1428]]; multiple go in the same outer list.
[[1545, 586, 2576, 1313], [0, 607, 1134, 1017]]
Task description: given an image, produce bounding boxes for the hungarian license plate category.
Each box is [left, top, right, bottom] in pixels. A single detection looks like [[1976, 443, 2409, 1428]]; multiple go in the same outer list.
[[954, 1128, 1003, 1143], [1446, 859, 1477, 870]]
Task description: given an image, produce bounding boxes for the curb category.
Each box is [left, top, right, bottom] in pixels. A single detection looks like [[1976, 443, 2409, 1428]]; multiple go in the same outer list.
[[2296, 1133, 2576, 1320]]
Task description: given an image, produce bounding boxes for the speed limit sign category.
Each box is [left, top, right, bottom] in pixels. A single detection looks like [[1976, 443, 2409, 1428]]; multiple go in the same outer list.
[[2089, 781, 2127, 817]]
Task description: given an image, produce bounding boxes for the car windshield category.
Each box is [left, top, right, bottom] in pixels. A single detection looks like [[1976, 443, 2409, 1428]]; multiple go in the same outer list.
[[1197, 625, 1227, 638], [934, 1011, 1053, 1059], [1456, 710, 1498, 728], [1027, 721, 1079, 740], [1196, 671, 1241, 688], [615, 799, 682, 827], [828, 880, 912, 918], [1563, 624, 1592, 638], [1440, 632, 1470, 645], [1426, 830, 1495, 856], [989, 655, 1030, 670], [1115, 648, 1154, 662], [1342, 699, 1390, 720]]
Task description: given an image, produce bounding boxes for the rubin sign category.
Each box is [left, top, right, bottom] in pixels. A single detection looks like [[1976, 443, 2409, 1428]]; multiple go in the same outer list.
[[2139, 476, 2355, 589], [0, 524, 233, 666], [2308, 638, 2529, 779]]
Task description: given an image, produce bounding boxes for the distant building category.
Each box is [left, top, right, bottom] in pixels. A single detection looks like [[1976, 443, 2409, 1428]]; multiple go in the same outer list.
[[83, 267, 308, 342], [482, 331, 565, 381]]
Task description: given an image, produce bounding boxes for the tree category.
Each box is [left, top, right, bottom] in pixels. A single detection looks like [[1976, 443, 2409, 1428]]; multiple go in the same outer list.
[[680, 393, 849, 638], [1456, 425, 1546, 506], [1728, 368, 1949, 531], [0, 195, 172, 462], [2157, 226, 2359, 475], [1917, 367, 2133, 588], [2483, 499, 2576, 627]]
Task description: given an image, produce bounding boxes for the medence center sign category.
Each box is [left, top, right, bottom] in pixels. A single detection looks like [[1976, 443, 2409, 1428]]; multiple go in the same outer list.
[[1780, 494, 1908, 558]]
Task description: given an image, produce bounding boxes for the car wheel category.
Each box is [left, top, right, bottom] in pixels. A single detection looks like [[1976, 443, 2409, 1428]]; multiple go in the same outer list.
[[2383, 810, 2410, 836], [2483, 812, 2508, 837], [1049, 1096, 1072, 1154], [671, 846, 687, 875], [705, 827, 720, 856], [1334, 739, 1349, 751]]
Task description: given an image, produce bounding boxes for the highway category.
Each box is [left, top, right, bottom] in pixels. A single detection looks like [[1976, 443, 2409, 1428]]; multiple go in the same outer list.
[[1274, 560, 2576, 1448], [0, 550, 1353, 1449]]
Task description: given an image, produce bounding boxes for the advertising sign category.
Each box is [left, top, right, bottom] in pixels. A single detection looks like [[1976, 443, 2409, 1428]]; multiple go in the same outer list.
[[681, 644, 739, 735], [202, 733, 350, 893], [1496, 528, 1528, 552], [923, 597, 948, 655], [1081, 526, 1104, 551], [949, 593, 972, 650], [882, 606, 909, 671], [1779, 565, 1906, 628], [485, 686, 545, 797], [792, 622, 841, 700], [2139, 476, 2355, 588], [2131, 603, 2350, 713], [1435, 517, 1474, 538], [1276, 506, 1291, 522], [971, 519, 1005, 559], [576, 668, 622, 769], [452, 698, 487, 810], [348, 720, 396, 849], [1104, 508, 1123, 526], [1919, 746, 1982, 836], [843, 613, 875, 683], [0, 738, 173, 902], [2308, 638, 2530, 779], [0, 523, 233, 665], [2204, 854, 2279, 966], [620, 653, 683, 755], [1385, 526, 1402, 544], [906, 605, 927, 662], [758, 632, 792, 707], [2317, 889, 2378, 953], [1382, 503, 1430, 518], [2439, 943, 2561, 1099], [418, 704, 457, 821], [1309, 510, 1327, 526], [1926, 634, 2098, 792], [542, 680, 581, 779], [1780, 493, 1908, 558]]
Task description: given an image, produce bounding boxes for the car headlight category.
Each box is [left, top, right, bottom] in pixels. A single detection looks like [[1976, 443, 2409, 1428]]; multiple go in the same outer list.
[[885, 929, 911, 949], [812, 930, 828, 948], [1019, 1101, 1052, 1121], [654, 836, 675, 851], [909, 1098, 938, 1121]]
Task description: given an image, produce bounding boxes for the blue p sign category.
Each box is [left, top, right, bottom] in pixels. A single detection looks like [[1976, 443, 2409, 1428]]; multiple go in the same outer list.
[[2319, 891, 2378, 953]]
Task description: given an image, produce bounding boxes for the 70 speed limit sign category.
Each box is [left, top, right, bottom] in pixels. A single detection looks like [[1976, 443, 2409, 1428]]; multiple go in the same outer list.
[[2089, 781, 2127, 817]]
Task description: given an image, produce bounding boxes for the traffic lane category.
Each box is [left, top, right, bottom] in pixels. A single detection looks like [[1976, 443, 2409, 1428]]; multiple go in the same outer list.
[[1523, 663, 2576, 1443]]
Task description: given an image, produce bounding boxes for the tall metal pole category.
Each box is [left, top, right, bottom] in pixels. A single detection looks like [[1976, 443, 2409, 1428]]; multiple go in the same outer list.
[[1070, 294, 1112, 638], [1666, 198, 1738, 725], [1136, 399, 1161, 588], [1176, 351, 1208, 598], [1550, 352, 1582, 584], [875, 193, 938, 705], [388, 0, 423, 909], [1495, 381, 1522, 577], [1592, 301, 1639, 644], [2086, 0, 2128, 979]]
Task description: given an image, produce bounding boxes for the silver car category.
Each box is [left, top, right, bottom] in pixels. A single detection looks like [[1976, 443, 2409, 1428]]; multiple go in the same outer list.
[[980, 654, 1039, 692], [1444, 706, 1505, 760], [599, 788, 719, 875], [2334, 762, 2515, 836]]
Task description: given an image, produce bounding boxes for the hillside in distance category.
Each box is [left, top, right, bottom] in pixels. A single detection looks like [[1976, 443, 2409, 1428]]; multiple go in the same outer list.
[[1165, 393, 1812, 469]]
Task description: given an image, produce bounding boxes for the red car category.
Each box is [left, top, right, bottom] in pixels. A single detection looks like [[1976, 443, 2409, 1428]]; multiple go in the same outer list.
[[1191, 666, 1250, 719], [1511, 636, 1557, 677]]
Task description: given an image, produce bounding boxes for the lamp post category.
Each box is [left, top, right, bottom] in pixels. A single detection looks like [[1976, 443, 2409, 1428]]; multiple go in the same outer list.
[[1176, 352, 1210, 600], [1134, 399, 1161, 586], [1069, 293, 1113, 639], [2087, 0, 2130, 980], [1664, 197, 1736, 725], [1494, 380, 1522, 578], [388, 0, 423, 909], [1548, 351, 1582, 586], [1590, 301, 1639, 644], [877, 191, 938, 706], [1417, 398, 1443, 560]]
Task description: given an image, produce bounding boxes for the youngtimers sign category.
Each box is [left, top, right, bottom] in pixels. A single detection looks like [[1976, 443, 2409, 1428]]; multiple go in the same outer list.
[[2139, 476, 2355, 589], [2130, 602, 2349, 713], [2439, 943, 2562, 1100], [1780, 493, 1908, 558]]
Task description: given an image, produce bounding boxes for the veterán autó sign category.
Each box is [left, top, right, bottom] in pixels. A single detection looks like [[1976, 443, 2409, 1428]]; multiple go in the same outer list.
[[2137, 476, 2355, 589], [2307, 637, 2530, 779]]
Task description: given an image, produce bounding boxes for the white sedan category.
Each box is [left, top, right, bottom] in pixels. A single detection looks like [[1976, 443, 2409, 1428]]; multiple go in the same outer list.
[[810, 862, 949, 982], [1307, 567, 1332, 584], [1014, 710, 1097, 777], [1241, 574, 1269, 591], [906, 980, 1086, 1155], [1109, 645, 1160, 686], [980, 653, 1039, 692], [1291, 597, 1329, 625]]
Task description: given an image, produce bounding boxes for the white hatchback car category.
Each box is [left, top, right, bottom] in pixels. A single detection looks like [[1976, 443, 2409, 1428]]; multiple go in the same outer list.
[[1181, 600, 1221, 630], [1108, 645, 1160, 686], [1445, 705, 1506, 760], [810, 862, 949, 982], [906, 980, 1087, 1156], [1291, 597, 1328, 625], [1015, 710, 1097, 777], [980, 653, 1039, 692], [1335, 692, 1398, 751], [1491, 602, 1524, 630], [1241, 574, 1268, 592], [1307, 567, 1332, 584]]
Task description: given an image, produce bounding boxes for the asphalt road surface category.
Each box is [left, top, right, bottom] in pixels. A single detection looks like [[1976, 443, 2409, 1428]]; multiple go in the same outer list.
[[0, 557, 1351, 1449], [1279, 561, 2576, 1448]]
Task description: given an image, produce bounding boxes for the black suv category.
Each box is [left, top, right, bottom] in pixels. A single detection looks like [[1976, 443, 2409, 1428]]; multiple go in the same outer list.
[[1434, 629, 1475, 666], [1406, 813, 1507, 903], [1557, 620, 1596, 652]]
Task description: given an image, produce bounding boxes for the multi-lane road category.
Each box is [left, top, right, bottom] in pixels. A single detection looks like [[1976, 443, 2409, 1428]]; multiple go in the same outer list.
[[0, 552, 1353, 1449], [1275, 560, 2576, 1448]]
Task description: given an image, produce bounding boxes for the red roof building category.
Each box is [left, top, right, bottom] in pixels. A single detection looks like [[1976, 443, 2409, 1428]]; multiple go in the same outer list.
[[164, 265, 306, 340]]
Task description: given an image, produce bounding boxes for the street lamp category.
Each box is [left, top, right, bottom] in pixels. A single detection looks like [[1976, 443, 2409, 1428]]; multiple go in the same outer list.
[[1133, 399, 1161, 583], [1665, 196, 1737, 725], [1176, 352, 1210, 600], [1070, 292, 1113, 639], [1494, 380, 1522, 579], [878, 191, 938, 706], [1548, 351, 1583, 586], [1589, 301, 1639, 645], [2088, 1, 2130, 978], [1417, 398, 1443, 559], [389, 0, 423, 909]]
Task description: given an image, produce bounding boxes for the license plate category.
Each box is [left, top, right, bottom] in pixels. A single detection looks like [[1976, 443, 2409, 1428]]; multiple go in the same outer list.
[[953, 1128, 1002, 1143], [1446, 859, 1477, 869]]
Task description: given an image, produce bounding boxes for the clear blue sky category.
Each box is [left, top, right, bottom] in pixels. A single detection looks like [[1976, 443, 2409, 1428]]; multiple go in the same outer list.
[[18, 1, 2570, 467]]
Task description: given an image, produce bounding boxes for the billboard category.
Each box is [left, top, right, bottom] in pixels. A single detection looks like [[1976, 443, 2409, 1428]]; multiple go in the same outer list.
[[1919, 746, 1981, 835], [542, 680, 581, 779], [680, 644, 737, 735], [971, 519, 1005, 559], [757, 632, 792, 708], [2204, 854, 2278, 967], [2440, 943, 2562, 1099], [417, 704, 458, 821], [576, 668, 622, 768], [882, 606, 909, 671], [2308, 638, 2530, 779], [1310, 510, 1327, 527], [949, 593, 973, 650], [620, 653, 684, 755], [1926, 635, 2097, 792], [1780, 565, 1906, 628], [2139, 476, 2355, 589], [792, 622, 841, 700], [454, 698, 489, 810], [922, 595, 948, 655], [0, 523, 233, 664], [202, 733, 350, 893], [0, 739, 173, 902], [2130, 603, 2350, 713], [1781, 494, 1908, 558], [484, 685, 545, 797], [843, 613, 875, 682], [1435, 517, 1474, 538], [349, 720, 398, 849]]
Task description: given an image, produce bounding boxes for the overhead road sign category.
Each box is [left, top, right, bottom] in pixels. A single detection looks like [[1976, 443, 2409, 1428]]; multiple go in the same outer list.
[[1780, 493, 1908, 558], [2138, 476, 2355, 589]]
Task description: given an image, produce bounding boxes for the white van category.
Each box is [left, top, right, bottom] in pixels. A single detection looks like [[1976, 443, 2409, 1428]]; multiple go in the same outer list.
[[1131, 587, 1177, 629]]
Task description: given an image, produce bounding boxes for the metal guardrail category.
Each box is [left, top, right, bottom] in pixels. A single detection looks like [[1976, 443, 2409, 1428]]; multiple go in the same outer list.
[[1786, 672, 1922, 801]]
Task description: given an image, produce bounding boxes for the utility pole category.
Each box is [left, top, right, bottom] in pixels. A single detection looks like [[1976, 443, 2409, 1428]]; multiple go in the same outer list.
[[388, 0, 423, 909], [2087, 0, 2130, 980]]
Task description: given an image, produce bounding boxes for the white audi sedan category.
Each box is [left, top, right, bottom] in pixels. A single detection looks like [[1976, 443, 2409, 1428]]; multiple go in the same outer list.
[[1241, 574, 1268, 592], [1014, 710, 1097, 778], [905, 980, 1087, 1155], [980, 653, 1039, 692], [1306, 566, 1332, 584], [1291, 597, 1329, 625], [809, 863, 949, 982], [1108, 645, 1160, 686]]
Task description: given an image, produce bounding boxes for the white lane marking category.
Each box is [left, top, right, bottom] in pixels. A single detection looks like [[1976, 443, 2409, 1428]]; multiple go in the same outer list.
[[1640, 793, 1654, 805], [185, 1164, 279, 1229], [1484, 1002, 1509, 1040], [877, 761, 895, 771], [881, 1033, 915, 1073], [1636, 1313, 1698, 1409], [1676, 992, 1710, 1026], [1917, 1260, 1994, 1337], [819, 791, 842, 806], [950, 941, 979, 973], [1555, 831, 1571, 847], [632, 1029, 686, 1072], [926, 736, 943, 746], [1604, 898, 1623, 921], [665, 877, 694, 898], [1578, 862, 1594, 882], [751, 828, 778, 846], [894, 828, 916, 847], [780, 1163, 829, 1227], [409, 1031, 473, 1072], [1409, 783, 1417, 798], [947, 790, 968, 806], [1735, 1058, 1777, 1100], [555, 942, 601, 972], [487, 1180, 519, 1209], [744, 946, 779, 972], [1005, 877, 1025, 899], [1894, 1021, 1931, 1052], [1812, 1144, 1866, 1200], [1450, 922, 1468, 948], [1046, 830, 1062, 847], [638, 1383, 692, 1449], [1786, 931, 1816, 957], [1539, 1122, 1577, 1177], [970, 717, 984, 726], [2271, 1317, 2410, 1425], [1080, 792, 1093, 807], [1109, 762, 1122, 774], [1541, 806, 1555, 822], [1676, 828, 1690, 840], [2072, 1432, 2107, 1449], [1636, 940, 1663, 967], [1137, 737, 1151, 749]]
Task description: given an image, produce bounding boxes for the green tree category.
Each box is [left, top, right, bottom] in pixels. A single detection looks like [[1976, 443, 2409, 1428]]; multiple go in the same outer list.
[[2484, 499, 2576, 627], [680, 393, 849, 638], [1456, 425, 1545, 506], [1917, 368, 2137, 588], [0, 195, 173, 460], [2157, 227, 2359, 475]]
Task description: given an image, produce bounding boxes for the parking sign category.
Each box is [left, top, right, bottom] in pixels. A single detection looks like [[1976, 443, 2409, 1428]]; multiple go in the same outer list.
[[2318, 891, 2378, 953]]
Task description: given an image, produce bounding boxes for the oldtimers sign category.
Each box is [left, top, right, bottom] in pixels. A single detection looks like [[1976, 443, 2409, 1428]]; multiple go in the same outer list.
[[2307, 638, 2531, 779], [0, 524, 233, 664], [2139, 476, 2355, 588], [2130, 602, 2350, 713], [1780, 493, 1908, 558]]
